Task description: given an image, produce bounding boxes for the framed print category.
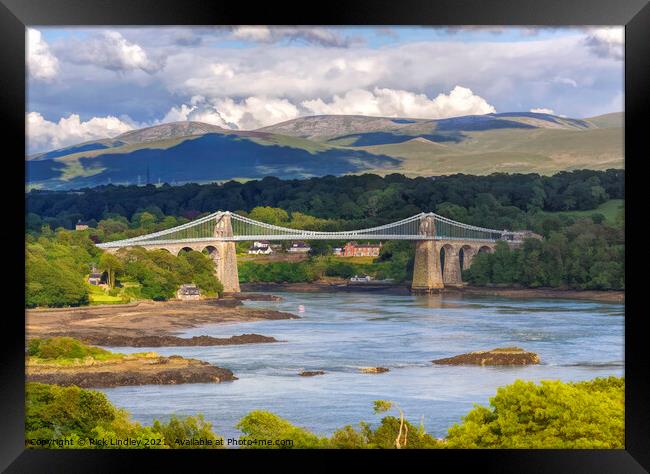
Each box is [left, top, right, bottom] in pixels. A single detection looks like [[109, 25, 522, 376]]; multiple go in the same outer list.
[[1, 0, 648, 471]]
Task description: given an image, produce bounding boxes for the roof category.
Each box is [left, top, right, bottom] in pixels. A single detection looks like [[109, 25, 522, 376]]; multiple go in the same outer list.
[[178, 284, 200, 294], [346, 242, 382, 248]]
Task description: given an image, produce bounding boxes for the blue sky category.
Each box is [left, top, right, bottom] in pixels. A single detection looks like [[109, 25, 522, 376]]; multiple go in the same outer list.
[[26, 26, 624, 153]]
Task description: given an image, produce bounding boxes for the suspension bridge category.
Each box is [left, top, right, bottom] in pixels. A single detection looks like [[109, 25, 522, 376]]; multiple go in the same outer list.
[[97, 211, 527, 293]]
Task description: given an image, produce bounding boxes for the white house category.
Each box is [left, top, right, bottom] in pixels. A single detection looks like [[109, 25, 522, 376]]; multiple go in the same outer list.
[[287, 241, 311, 253], [248, 241, 273, 255]]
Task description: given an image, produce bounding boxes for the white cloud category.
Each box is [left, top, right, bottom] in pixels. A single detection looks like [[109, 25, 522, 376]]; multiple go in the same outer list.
[[232, 26, 351, 47], [67, 31, 165, 73], [27, 28, 59, 81], [584, 27, 624, 60], [161, 104, 196, 123], [302, 86, 496, 119], [530, 108, 555, 114], [161, 96, 301, 130], [27, 112, 133, 154]]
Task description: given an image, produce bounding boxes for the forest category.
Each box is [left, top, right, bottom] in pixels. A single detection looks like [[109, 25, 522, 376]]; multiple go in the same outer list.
[[27, 169, 623, 232]]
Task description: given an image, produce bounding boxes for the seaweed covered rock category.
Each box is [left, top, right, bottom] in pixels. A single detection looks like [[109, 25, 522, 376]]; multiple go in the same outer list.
[[432, 347, 539, 366]]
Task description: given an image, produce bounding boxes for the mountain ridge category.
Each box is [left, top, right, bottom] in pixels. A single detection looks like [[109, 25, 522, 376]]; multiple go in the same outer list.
[[26, 112, 623, 190]]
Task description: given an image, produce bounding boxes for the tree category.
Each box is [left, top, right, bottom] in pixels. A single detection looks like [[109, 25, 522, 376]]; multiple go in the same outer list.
[[152, 415, 223, 449], [373, 400, 408, 448], [236, 411, 329, 448], [446, 377, 624, 448], [26, 247, 89, 308], [248, 206, 289, 225], [99, 252, 124, 288]]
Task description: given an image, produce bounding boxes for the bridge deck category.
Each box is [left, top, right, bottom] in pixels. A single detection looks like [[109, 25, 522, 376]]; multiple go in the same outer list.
[[96, 211, 525, 249]]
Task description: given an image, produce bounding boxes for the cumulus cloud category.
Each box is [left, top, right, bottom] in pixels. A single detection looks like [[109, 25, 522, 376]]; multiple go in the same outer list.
[[27, 28, 59, 81], [27, 112, 133, 154], [161, 96, 301, 130], [231, 26, 352, 47], [584, 27, 624, 60], [158, 87, 494, 131], [530, 107, 555, 114], [302, 86, 496, 119], [66, 31, 165, 73]]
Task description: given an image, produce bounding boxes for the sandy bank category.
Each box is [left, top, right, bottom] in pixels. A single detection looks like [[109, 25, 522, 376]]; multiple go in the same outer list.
[[26, 298, 298, 344]]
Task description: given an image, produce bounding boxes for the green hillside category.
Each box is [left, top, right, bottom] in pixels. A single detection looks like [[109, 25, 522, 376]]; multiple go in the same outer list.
[[540, 199, 624, 224]]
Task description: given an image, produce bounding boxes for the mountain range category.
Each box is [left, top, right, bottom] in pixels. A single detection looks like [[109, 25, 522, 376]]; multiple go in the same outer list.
[[26, 111, 623, 190]]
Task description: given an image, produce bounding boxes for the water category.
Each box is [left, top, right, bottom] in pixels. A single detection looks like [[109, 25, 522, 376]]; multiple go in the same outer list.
[[100, 292, 624, 440]]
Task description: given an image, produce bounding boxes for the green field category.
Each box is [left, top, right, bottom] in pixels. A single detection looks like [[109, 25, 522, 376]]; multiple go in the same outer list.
[[87, 281, 145, 305], [543, 199, 623, 224]]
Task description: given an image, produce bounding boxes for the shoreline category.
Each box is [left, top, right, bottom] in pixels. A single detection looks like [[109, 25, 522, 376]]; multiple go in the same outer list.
[[241, 282, 624, 303], [26, 298, 299, 346]]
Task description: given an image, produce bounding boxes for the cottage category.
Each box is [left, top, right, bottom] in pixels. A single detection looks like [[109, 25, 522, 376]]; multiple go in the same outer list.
[[287, 241, 311, 253], [87, 268, 103, 286], [342, 241, 382, 257], [75, 220, 89, 231], [248, 241, 273, 255], [176, 284, 201, 301]]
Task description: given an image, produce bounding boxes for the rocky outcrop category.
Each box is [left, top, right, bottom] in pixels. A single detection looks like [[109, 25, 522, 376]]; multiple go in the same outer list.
[[432, 347, 540, 366], [299, 371, 325, 377], [27, 354, 236, 388], [359, 367, 390, 373]]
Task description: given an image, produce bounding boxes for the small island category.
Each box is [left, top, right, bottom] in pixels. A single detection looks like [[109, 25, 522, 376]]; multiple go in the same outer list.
[[26, 337, 236, 388], [432, 347, 540, 366]]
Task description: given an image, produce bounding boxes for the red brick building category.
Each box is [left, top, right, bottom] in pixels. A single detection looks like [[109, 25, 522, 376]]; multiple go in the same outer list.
[[342, 241, 382, 257]]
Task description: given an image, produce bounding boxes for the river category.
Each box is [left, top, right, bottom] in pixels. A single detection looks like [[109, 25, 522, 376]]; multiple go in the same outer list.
[[101, 291, 624, 441]]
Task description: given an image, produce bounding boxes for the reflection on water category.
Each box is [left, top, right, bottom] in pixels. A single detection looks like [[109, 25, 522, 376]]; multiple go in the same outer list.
[[101, 292, 624, 440]]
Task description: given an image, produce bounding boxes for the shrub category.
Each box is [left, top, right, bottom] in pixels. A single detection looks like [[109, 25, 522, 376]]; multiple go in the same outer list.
[[236, 411, 329, 448], [153, 415, 224, 449], [445, 377, 624, 448], [27, 337, 116, 361]]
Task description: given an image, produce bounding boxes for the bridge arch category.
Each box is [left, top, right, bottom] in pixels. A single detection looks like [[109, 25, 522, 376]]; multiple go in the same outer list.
[[459, 244, 477, 271], [177, 246, 195, 256], [202, 245, 220, 261], [478, 245, 494, 254], [440, 243, 462, 286], [439, 243, 455, 270]]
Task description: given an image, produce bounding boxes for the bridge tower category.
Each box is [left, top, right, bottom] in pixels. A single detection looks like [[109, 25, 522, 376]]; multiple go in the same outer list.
[[411, 214, 445, 293], [212, 212, 241, 294]]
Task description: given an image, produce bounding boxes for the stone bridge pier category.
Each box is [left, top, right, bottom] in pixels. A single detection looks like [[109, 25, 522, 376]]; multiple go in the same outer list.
[[210, 213, 240, 294], [411, 214, 495, 293], [411, 215, 445, 292]]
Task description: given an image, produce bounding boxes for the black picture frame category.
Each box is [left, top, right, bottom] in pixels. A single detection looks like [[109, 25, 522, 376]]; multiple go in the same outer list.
[[2, 0, 647, 471]]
